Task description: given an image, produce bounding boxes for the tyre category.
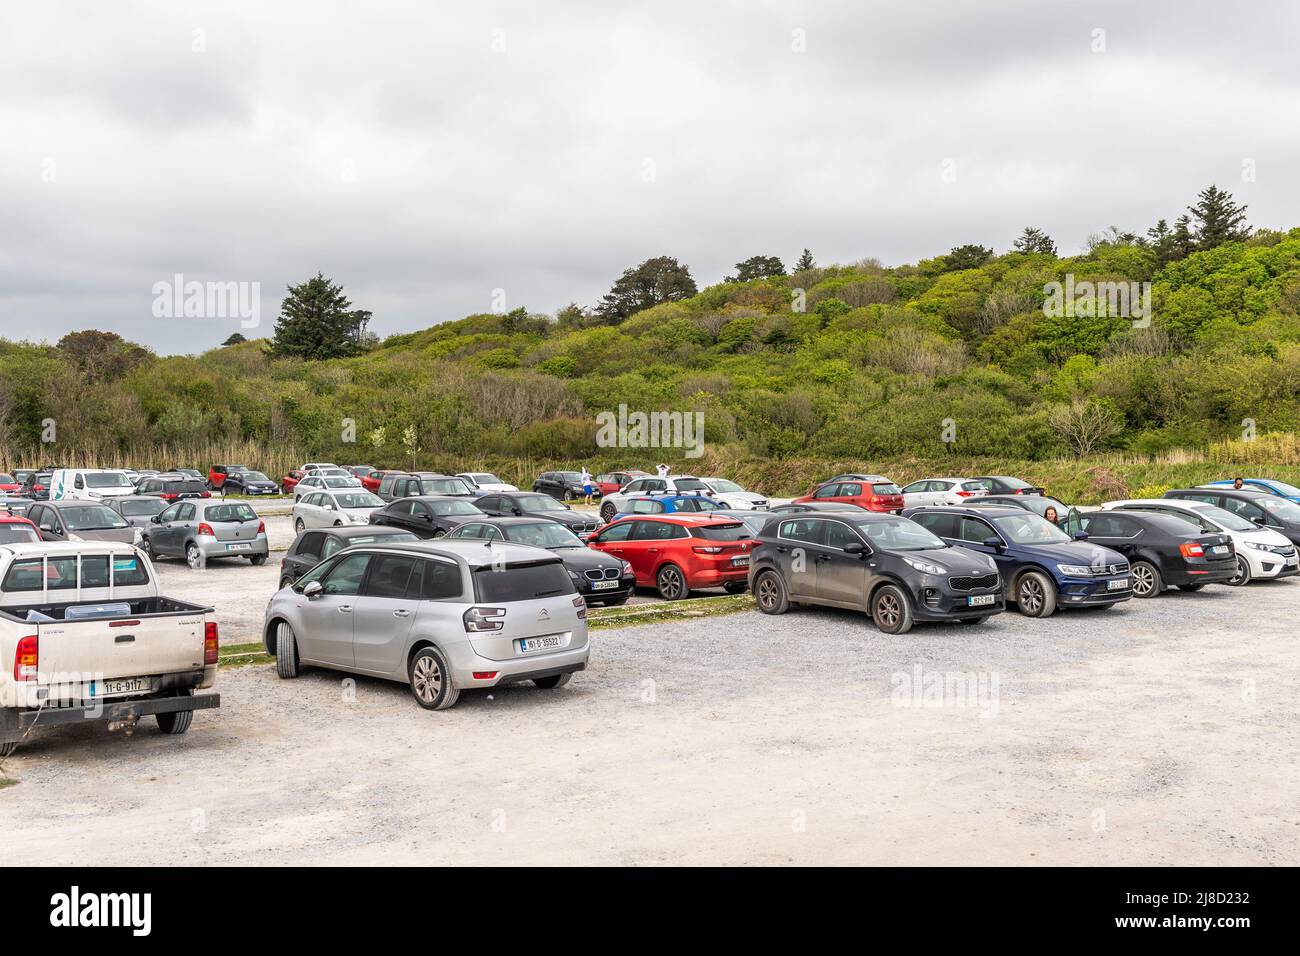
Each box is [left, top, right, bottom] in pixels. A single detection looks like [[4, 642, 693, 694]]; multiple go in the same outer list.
[[409, 646, 459, 710], [959, 617, 986, 626], [138, 536, 154, 559], [723, 580, 748, 594], [294, 518, 305, 534], [599, 596, 630, 607], [278, 576, 293, 590], [0, 740, 15, 758], [600, 502, 617, 522], [432, 528, 446, 538], [1014, 570, 1057, 617], [655, 563, 688, 600], [250, 554, 267, 566], [1177, 583, 1206, 592], [1228, 555, 1251, 587], [1130, 560, 1162, 598], [156, 707, 193, 735], [0, 708, 18, 757], [717, 501, 732, 510], [871, 583, 914, 634], [754, 570, 789, 614], [533, 673, 572, 690], [274, 621, 299, 678], [185, 543, 204, 570]]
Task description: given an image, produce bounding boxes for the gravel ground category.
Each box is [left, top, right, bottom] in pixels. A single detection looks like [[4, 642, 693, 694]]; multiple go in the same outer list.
[[2, 577, 1296, 865]]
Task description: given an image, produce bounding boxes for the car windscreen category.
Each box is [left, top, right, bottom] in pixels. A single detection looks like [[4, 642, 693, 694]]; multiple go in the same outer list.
[[1190, 504, 1258, 532], [672, 478, 708, 492], [507, 522, 582, 549], [708, 479, 744, 493], [468, 473, 500, 484], [243, 472, 271, 482], [993, 513, 1072, 544], [1254, 497, 1300, 521], [999, 477, 1035, 489], [516, 494, 565, 511], [691, 523, 750, 541], [1261, 480, 1300, 498], [324, 477, 360, 488], [557, 472, 582, 482], [120, 499, 166, 516], [0, 523, 39, 544], [163, 480, 207, 495], [0, 474, 14, 483], [205, 503, 258, 523], [335, 492, 383, 509], [84, 472, 133, 489], [861, 518, 946, 551], [416, 478, 472, 496], [473, 560, 576, 602], [61, 505, 129, 531], [429, 499, 481, 516]]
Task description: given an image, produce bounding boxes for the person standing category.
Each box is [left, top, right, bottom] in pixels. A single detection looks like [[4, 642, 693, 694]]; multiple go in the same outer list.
[[656, 463, 669, 478], [581, 467, 594, 505], [1233, 477, 1245, 490]]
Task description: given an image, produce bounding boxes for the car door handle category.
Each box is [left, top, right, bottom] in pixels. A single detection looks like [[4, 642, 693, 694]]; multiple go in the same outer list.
[[393, 609, 410, 618], [338, 605, 353, 613], [775, 546, 789, 553]]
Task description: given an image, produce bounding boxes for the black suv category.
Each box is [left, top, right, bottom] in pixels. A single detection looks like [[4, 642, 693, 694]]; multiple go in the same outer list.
[[749, 511, 1004, 633], [1164, 488, 1300, 548], [1072, 509, 1237, 597], [533, 471, 590, 501], [473, 491, 601, 538]]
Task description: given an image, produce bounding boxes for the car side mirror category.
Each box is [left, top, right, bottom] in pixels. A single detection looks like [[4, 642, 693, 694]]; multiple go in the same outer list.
[[843, 541, 866, 556], [302, 581, 324, 599], [151, 515, 162, 524], [512, 507, 523, 516], [1073, 531, 1089, 540], [422, 513, 432, 521], [982, 536, 1004, 552]]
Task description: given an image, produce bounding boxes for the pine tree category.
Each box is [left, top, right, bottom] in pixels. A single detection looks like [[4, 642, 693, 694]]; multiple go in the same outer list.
[[1171, 215, 1197, 260], [272, 273, 372, 360], [726, 255, 785, 282], [1012, 227, 1057, 256], [793, 248, 815, 272], [595, 256, 697, 323], [1188, 184, 1251, 250]]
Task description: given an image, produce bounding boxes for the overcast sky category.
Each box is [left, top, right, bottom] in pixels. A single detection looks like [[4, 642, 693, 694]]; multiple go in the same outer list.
[[2, 0, 1298, 354]]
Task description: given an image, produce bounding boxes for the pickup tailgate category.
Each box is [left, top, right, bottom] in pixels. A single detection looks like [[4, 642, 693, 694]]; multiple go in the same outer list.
[[34, 611, 208, 690]]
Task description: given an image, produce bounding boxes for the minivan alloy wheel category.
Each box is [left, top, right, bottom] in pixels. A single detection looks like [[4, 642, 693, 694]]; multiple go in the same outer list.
[[412, 655, 442, 704]]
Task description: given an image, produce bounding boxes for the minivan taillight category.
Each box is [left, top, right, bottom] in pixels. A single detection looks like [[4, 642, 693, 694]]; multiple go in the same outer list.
[[14, 635, 38, 681], [573, 595, 587, 620], [463, 607, 507, 632], [204, 622, 219, 664], [1180, 542, 1205, 558]]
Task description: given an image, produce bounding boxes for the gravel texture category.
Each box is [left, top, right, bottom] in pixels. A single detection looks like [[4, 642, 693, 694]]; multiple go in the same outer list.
[[1, 576, 1296, 865]]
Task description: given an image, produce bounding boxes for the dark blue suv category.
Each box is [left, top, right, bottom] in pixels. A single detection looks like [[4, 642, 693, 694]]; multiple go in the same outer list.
[[902, 506, 1133, 617]]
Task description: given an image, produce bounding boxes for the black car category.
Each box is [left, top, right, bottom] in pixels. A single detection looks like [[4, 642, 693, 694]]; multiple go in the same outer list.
[[969, 476, 1045, 496], [368, 495, 484, 538], [375, 472, 475, 502], [473, 491, 602, 537], [1073, 509, 1237, 596], [279, 525, 420, 587], [1164, 488, 1300, 548], [135, 475, 210, 501], [768, 501, 866, 515], [446, 516, 635, 605], [18, 471, 52, 501], [748, 511, 1005, 633], [968, 493, 1076, 528], [533, 471, 591, 501], [219, 469, 281, 496]]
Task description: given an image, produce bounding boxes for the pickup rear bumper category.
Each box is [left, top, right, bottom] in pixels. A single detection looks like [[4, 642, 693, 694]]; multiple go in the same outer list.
[[1, 692, 220, 743]]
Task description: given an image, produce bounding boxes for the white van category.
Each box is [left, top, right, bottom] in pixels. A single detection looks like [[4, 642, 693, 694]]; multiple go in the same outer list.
[[50, 468, 137, 501]]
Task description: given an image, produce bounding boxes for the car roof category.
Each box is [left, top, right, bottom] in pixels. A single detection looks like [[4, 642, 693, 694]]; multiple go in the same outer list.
[[903, 505, 1025, 519], [324, 525, 414, 539], [1106, 498, 1208, 510], [387, 494, 477, 504], [349, 538, 559, 568], [612, 513, 747, 526], [0, 515, 35, 524], [828, 474, 889, 481], [466, 516, 569, 527], [120, 495, 166, 503], [0, 540, 141, 557], [1184, 487, 1272, 499]]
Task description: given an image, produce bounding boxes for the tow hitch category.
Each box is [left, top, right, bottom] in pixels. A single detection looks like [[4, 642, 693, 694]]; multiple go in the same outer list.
[[107, 713, 140, 735]]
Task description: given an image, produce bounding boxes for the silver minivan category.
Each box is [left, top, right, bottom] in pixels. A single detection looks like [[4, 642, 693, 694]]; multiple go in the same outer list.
[[142, 499, 270, 568], [263, 540, 589, 709]]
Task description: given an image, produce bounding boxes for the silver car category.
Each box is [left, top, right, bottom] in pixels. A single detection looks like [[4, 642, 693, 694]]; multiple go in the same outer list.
[[142, 499, 269, 568], [263, 539, 590, 710], [293, 488, 384, 532], [107, 494, 168, 528]]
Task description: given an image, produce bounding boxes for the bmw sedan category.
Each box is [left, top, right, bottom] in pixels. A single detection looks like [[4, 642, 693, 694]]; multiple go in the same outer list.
[[368, 495, 485, 538]]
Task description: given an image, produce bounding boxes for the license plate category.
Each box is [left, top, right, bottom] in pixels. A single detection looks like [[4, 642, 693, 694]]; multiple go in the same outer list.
[[90, 677, 151, 697], [1211, 545, 1229, 554], [226, 542, 252, 551], [966, 594, 995, 607], [731, 555, 750, 567], [518, 635, 563, 653], [1107, 578, 1129, 590], [591, 580, 619, 590]]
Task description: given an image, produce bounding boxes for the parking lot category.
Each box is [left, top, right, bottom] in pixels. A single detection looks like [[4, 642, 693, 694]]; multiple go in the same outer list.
[[2, 573, 1296, 866]]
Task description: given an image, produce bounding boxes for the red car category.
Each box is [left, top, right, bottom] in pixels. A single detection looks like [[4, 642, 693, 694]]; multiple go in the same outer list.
[[594, 470, 650, 497], [0, 473, 19, 493], [587, 513, 754, 600], [361, 469, 402, 493], [0, 514, 40, 545], [794, 474, 905, 513], [281, 469, 305, 494], [208, 464, 248, 490]]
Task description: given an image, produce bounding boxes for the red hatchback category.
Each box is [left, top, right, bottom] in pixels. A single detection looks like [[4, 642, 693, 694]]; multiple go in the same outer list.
[[587, 514, 754, 600], [594, 470, 650, 497], [0, 473, 19, 493], [0, 514, 40, 544], [361, 469, 403, 493], [794, 474, 905, 513]]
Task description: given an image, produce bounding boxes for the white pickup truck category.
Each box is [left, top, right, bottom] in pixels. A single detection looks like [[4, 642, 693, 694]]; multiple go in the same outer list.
[[0, 541, 220, 756]]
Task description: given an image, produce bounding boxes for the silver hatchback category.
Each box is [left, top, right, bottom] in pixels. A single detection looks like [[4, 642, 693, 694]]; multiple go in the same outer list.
[[142, 499, 270, 568], [263, 540, 590, 709]]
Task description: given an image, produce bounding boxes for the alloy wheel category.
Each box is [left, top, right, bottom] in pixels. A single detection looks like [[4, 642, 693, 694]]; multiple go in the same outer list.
[[757, 575, 779, 610], [658, 566, 684, 599], [411, 655, 442, 705], [1132, 563, 1155, 596], [875, 591, 901, 628], [1018, 577, 1044, 614]]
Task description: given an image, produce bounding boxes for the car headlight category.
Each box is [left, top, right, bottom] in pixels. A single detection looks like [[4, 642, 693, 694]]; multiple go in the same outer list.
[[983, 554, 998, 570], [904, 557, 946, 575], [1056, 564, 1094, 576], [621, 560, 634, 575], [1245, 541, 1272, 551]]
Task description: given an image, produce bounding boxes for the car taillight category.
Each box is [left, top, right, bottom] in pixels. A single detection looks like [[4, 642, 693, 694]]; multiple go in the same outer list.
[[463, 606, 507, 632], [573, 595, 586, 620], [197, 522, 215, 536], [472, 671, 499, 680], [693, 546, 724, 554], [14, 635, 38, 681], [1180, 542, 1205, 558], [257, 520, 266, 533], [956, 490, 975, 497], [204, 622, 219, 664]]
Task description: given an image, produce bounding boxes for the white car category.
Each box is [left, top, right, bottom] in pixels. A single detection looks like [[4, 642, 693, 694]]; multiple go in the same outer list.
[[302, 462, 340, 473], [49, 468, 137, 501], [900, 477, 990, 509], [293, 488, 385, 532], [699, 478, 767, 510], [457, 472, 518, 493], [1102, 498, 1298, 585], [598, 474, 715, 521], [293, 473, 363, 500]]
